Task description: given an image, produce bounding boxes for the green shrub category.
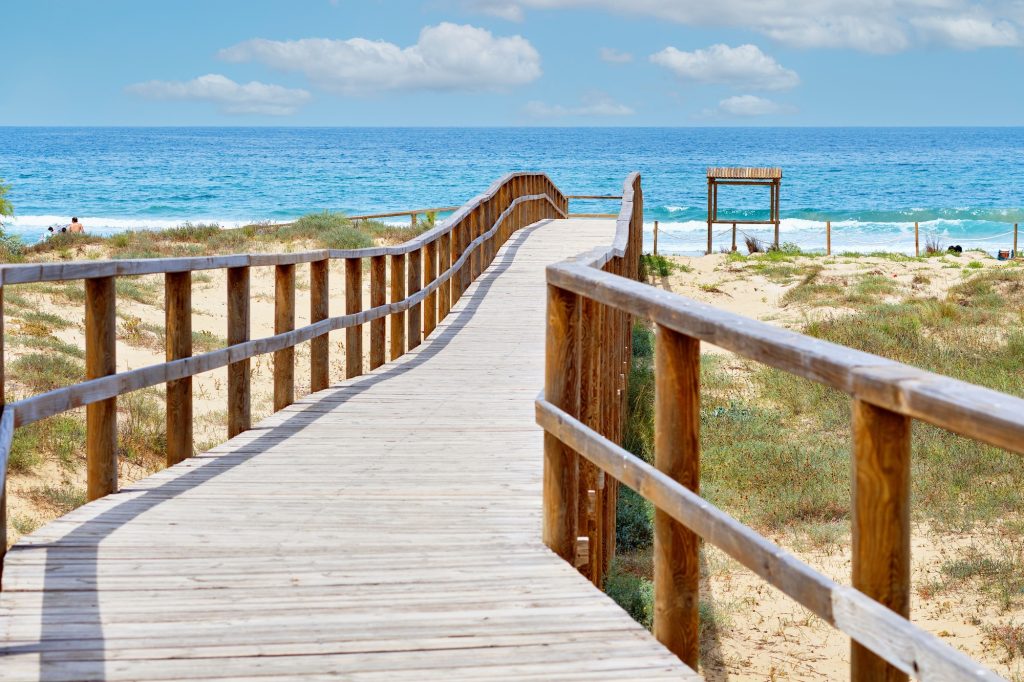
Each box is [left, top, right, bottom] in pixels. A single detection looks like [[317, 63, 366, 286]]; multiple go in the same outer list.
[[605, 563, 654, 629], [10, 353, 84, 393]]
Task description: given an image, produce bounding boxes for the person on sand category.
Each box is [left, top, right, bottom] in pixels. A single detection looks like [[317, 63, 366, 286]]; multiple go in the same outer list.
[[68, 217, 84, 234]]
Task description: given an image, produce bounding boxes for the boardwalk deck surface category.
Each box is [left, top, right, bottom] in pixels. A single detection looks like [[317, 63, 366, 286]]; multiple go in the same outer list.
[[1, 219, 697, 681]]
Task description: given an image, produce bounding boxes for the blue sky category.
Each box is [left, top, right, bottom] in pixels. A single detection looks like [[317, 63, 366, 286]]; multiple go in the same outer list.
[[3, 0, 1023, 126]]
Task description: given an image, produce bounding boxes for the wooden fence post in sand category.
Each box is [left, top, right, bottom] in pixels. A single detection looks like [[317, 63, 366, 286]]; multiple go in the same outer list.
[[653, 325, 701, 669], [310, 258, 330, 392], [165, 271, 193, 466], [827, 221, 832, 256], [273, 264, 295, 411], [915, 222, 920, 257], [653, 220, 659, 256], [370, 255, 386, 370], [227, 267, 250, 437], [345, 257, 363, 379], [1014, 223, 1019, 258], [542, 284, 580, 563], [86, 276, 117, 500], [851, 399, 911, 682], [731, 222, 737, 252]]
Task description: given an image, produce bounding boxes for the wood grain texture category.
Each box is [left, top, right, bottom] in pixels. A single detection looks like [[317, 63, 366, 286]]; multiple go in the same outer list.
[[852, 399, 911, 682], [165, 272, 193, 467], [542, 284, 579, 564], [423, 241, 437, 339], [310, 259, 330, 392], [0, 219, 695, 682], [85, 277, 117, 501], [407, 249, 422, 350], [369, 255, 386, 370], [389, 254, 406, 361], [345, 258, 363, 379], [653, 325, 700, 669], [226, 267, 251, 438], [273, 264, 295, 412]]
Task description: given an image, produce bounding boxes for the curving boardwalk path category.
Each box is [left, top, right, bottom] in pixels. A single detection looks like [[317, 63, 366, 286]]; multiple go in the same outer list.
[[1, 219, 696, 681]]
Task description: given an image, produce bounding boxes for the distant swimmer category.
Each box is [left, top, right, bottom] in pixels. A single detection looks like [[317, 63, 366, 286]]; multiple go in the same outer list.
[[68, 217, 84, 234]]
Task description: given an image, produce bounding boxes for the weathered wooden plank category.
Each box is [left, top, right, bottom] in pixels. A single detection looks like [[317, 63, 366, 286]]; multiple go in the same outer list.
[[165, 271, 193, 466], [85, 276, 117, 500]]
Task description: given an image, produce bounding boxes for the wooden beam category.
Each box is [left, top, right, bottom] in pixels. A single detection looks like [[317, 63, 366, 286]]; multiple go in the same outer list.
[[390, 254, 406, 361], [852, 399, 911, 682], [542, 284, 580, 563], [227, 267, 250, 438], [310, 258, 330, 392], [654, 324, 700, 669], [273, 264, 295, 411], [407, 248, 422, 350], [423, 241, 437, 339], [345, 258, 363, 379], [369, 255, 386, 369], [85, 276, 117, 500], [165, 272, 193, 467]]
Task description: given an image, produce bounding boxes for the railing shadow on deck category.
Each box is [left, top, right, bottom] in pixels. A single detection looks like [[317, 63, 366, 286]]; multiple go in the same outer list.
[[0, 221, 550, 680]]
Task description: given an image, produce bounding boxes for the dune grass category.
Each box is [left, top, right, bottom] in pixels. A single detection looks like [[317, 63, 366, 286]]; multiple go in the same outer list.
[[609, 264, 1024, 642]]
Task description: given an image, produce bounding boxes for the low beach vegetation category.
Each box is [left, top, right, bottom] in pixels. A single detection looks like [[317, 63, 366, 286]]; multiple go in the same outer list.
[[611, 252, 1024, 670]]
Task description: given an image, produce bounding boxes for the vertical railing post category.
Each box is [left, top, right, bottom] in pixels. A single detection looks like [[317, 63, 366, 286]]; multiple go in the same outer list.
[[460, 220, 471, 295], [86, 276, 117, 500], [1, 286, 6, 582], [653, 324, 701, 668], [579, 297, 602, 585], [165, 271, 193, 466], [468, 211, 480, 281], [345, 257, 363, 378], [542, 284, 580, 562], [915, 222, 920, 258], [370, 255, 386, 369], [827, 221, 832, 256], [438, 233, 451, 323], [407, 248, 422, 350], [273, 264, 295, 411], [423, 240, 437, 339], [654, 220, 659, 256], [227, 266, 250, 437], [851, 399, 911, 682], [310, 258, 330, 392], [390, 254, 406, 360]]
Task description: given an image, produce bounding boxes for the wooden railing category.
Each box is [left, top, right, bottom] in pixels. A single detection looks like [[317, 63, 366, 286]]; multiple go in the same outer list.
[[0, 172, 569, 581], [539, 172, 1014, 680]]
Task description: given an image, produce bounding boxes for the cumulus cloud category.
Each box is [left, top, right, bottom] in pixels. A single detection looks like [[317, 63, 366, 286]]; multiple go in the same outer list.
[[913, 14, 1020, 48], [219, 23, 541, 95], [126, 74, 310, 115], [716, 94, 795, 117], [650, 44, 799, 90], [523, 92, 634, 118], [467, 0, 1022, 53], [599, 47, 634, 63]]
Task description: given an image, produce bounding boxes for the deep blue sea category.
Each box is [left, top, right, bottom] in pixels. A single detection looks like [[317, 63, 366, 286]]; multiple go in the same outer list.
[[1, 127, 1022, 255]]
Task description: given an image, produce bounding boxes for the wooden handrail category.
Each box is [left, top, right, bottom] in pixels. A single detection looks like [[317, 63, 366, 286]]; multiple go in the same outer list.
[[0, 173, 569, 579], [538, 172, 1013, 680]]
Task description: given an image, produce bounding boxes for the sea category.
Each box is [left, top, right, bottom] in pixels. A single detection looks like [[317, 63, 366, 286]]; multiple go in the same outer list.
[[1, 127, 1022, 256]]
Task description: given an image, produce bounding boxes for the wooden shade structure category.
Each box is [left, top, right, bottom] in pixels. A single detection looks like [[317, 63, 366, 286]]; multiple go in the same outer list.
[[706, 167, 782, 254]]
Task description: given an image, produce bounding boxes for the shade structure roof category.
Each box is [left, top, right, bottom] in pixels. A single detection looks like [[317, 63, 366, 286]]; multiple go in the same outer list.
[[707, 167, 782, 180]]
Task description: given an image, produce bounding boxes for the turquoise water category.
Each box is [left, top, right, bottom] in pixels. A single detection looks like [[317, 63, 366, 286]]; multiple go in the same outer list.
[[1, 127, 1022, 254]]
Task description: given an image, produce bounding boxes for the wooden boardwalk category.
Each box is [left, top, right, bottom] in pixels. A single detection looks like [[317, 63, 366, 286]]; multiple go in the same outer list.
[[1, 219, 696, 681]]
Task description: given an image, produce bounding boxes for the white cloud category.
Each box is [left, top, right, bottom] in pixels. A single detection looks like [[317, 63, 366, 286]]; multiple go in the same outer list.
[[716, 94, 795, 117], [523, 92, 635, 118], [465, 0, 525, 21], [469, 1, 1023, 53], [913, 14, 1020, 48], [126, 74, 310, 115], [599, 47, 634, 63], [650, 44, 799, 90], [219, 23, 541, 95]]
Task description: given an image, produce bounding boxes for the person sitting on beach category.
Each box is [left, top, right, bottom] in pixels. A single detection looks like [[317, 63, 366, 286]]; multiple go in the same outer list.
[[68, 217, 84, 234]]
